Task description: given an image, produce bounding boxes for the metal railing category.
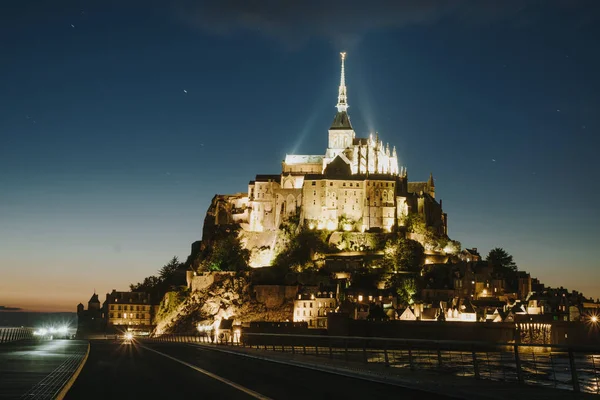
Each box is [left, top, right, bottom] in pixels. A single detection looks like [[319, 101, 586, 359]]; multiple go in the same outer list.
[[0, 327, 34, 344], [144, 332, 600, 395]]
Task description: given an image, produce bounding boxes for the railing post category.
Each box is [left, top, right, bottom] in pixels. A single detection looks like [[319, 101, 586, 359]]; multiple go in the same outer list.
[[315, 345, 319, 357], [362, 340, 368, 364], [472, 349, 480, 380], [514, 344, 524, 385], [383, 342, 390, 367], [291, 344, 295, 354], [303, 345, 307, 355], [568, 349, 580, 393], [437, 346, 443, 370], [408, 347, 415, 371], [344, 339, 349, 362]]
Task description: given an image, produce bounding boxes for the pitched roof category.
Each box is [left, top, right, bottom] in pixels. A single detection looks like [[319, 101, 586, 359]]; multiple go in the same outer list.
[[324, 155, 352, 177], [254, 174, 281, 182], [219, 319, 234, 330], [408, 182, 427, 193], [330, 111, 353, 130], [88, 293, 100, 304], [284, 155, 324, 165]]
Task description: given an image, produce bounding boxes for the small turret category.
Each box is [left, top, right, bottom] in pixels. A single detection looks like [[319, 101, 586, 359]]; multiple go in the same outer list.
[[427, 173, 435, 198], [428, 172, 435, 188]]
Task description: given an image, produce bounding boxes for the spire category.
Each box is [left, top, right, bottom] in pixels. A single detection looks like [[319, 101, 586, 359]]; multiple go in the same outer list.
[[428, 172, 435, 187], [336, 52, 348, 112]]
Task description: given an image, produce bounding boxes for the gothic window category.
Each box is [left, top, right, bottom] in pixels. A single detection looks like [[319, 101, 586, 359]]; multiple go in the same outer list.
[[356, 198, 358, 204], [312, 181, 316, 186], [330, 182, 333, 186], [376, 190, 379, 196], [349, 183, 353, 187], [345, 191, 347, 195], [313, 190, 316, 196], [343, 182, 346, 186], [313, 200, 316, 205]]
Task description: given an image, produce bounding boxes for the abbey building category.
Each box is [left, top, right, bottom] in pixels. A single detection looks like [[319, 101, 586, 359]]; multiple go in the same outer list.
[[204, 53, 447, 266]]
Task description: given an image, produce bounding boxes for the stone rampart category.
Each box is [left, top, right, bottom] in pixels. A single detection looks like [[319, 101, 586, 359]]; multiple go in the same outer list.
[[254, 285, 298, 309]]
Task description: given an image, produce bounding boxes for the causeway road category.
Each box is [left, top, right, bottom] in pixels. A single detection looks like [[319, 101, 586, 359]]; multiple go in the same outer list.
[[66, 340, 457, 399]]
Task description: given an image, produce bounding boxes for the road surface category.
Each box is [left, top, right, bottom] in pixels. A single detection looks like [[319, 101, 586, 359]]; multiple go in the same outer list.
[[0, 339, 88, 399], [66, 340, 456, 399]]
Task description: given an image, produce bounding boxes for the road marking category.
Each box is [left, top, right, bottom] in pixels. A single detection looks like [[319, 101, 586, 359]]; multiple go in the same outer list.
[[139, 344, 272, 400], [55, 342, 90, 400]]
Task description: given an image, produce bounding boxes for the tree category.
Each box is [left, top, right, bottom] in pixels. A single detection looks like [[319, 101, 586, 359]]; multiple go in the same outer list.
[[159, 256, 182, 280], [130, 256, 187, 301], [383, 237, 425, 273], [200, 235, 250, 272], [386, 275, 418, 306], [272, 230, 334, 271], [486, 248, 517, 272]]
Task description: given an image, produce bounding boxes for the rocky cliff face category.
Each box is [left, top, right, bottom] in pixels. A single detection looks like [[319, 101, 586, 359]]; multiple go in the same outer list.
[[154, 272, 293, 335]]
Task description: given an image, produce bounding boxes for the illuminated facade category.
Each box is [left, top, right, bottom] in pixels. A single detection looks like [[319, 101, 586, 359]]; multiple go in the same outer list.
[[293, 292, 337, 329], [205, 53, 447, 266], [105, 290, 154, 327]]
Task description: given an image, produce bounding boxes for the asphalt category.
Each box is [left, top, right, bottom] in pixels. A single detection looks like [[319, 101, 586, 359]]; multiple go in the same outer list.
[[66, 340, 456, 399], [0, 339, 88, 399]]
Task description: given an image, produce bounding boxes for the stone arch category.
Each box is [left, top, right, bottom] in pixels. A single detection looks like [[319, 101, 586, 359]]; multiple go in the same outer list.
[[283, 176, 294, 189]]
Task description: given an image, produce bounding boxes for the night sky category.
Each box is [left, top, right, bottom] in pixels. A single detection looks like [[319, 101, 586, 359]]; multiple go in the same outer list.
[[1, 1, 599, 311]]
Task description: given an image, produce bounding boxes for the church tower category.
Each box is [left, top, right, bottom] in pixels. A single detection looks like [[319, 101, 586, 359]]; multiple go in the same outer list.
[[326, 52, 355, 162]]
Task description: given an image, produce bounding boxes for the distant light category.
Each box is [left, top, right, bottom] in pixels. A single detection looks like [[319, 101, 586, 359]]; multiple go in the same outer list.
[[124, 332, 133, 340], [592, 316, 598, 323], [326, 220, 337, 231]]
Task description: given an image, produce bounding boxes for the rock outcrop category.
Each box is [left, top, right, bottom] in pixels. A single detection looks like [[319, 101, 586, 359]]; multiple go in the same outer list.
[[154, 272, 293, 335]]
